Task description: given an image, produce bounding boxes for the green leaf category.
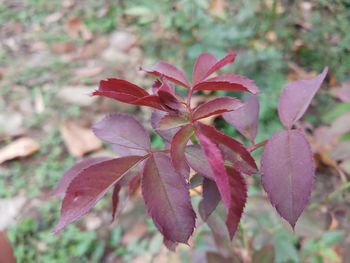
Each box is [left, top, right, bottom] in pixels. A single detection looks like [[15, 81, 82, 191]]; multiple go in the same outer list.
[[321, 103, 350, 124], [321, 230, 344, 247], [273, 232, 299, 263]]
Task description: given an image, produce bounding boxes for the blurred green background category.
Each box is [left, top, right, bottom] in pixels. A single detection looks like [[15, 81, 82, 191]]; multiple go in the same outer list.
[[0, 0, 349, 262]]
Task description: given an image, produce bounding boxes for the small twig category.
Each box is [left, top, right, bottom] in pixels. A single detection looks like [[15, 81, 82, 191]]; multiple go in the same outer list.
[[248, 139, 268, 152]]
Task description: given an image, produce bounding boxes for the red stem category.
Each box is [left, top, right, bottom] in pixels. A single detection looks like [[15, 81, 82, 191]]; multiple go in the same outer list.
[[248, 139, 268, 152]]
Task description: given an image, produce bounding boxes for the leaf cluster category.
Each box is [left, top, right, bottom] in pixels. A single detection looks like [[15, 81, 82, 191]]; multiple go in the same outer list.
[[53, 52, 327, 250]]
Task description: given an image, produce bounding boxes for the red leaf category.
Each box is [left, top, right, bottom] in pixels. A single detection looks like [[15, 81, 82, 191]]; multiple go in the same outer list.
[[93, 79, 165, 110], [151, 110, 181, 142], [153, 79, 175, 94], [53, 157, 110, 196], [158, 90, 185, 111], [192, 96, 243, 121], [196, 134, 246, 239], [141, 61, 190, 88], [185, 145, 214, 179], [156, 80, 185, 111], [219, 144, 257, 175], [192, 52, 236, 84], [132, 94, 165, 110], [128, 172, 141, 196], [195, 122, 257, 173], [93, 113, 150, 156], [225, 167, 247, 239], [199, 178, 221, 221], [223, 95, 260, 143], [151, 79, 163, 93], [158, 114, 189, 130], [163, 238, 178, 251], [111, 184, 121, 221], [193, 73, 260, 94], [54, 155, 145, 233], [198, 206, 230, 251], [278, 67, 328, 129], [98, 78, 149, 97], [196, 132, 230, 210], [261, 130, 315, 228], [171, 125, 195, 178], [142, 152, 196, 243]]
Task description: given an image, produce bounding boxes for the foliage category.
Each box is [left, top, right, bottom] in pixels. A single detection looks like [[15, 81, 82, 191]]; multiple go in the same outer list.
[[53, 52, 327, 251]]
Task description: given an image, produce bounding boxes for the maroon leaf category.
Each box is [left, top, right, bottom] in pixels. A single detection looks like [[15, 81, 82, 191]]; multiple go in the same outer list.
[[197, 134, 247, 239], [132, 95, 165, 110], [223, 95, 260, 143], [199, 178, 221, 221], [141, 61, 190, 88], [142, 152, 196, 243], [225, 167, 247, 239], [196, 132, 230, 211], [157, 80, 185, 111], [185, 145, 214, 179], [128, 172, 141, 196], [151, 110, 181, 142], [171, 125, 195, 178], [98, 78, 149, 97], [198, 206, 230, 252], [158, 90, 184, 111], [54, 155, 145, 233], [192, 52, 236, 84], [219, 144, 257, 175], [193, 74, 260, 94], [261, 130, 315, 228], [278, 67, 328, 129], [163, 238, 178, 251], [158, 114, 189, 130], [93, 113, 150, 156], [53, 157, 110, 196], [195, 122, 257, 173], [154, 79, 175, 94], [151, 79, 163, 93], [192, 96, 243, 121], [111, 184, 121, 221], [93, 79, 165, 110]]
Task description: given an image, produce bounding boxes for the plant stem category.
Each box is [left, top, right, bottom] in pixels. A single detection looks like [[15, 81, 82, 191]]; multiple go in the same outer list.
[[248, 139, 268, 152]]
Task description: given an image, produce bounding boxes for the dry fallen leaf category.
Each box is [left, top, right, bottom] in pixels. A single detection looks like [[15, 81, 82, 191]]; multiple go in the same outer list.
[[74, 66, 103, 78], [67, 16, 92, 41], [209, 0, 227, 18], [57, 86, 97, 106], [61, 120, 101, 157], [121, 219, 148, 244], [331, 81, 350, 103], [0, 197, 26, 230], [51, 42, 76, 54], [330, 112, 350, 136], [288, 62, 317, 81], [109, 31, 138, 52], [0, 137, 40, 164]]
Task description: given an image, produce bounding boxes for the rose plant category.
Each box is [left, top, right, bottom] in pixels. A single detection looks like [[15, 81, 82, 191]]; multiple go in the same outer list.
[[53, 52, 327, 250]]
